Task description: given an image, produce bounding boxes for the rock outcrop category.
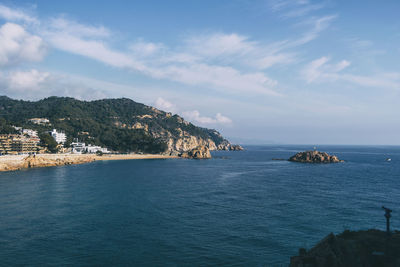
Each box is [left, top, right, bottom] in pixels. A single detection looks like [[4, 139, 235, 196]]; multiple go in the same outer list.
[[23, 155, 95, 168], [0, 154, 96, 172], [180, 146, 212, 159], [289, 151, 343, 163], [290, 229, 400, 267], [229, 144, 244, 151]]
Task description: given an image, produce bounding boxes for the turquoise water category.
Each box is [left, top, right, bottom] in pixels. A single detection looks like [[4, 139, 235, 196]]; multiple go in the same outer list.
[[0, 145, 399, 266]]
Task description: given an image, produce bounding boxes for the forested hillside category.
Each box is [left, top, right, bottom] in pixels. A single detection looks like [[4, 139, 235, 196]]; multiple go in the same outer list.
[[0, 96, 231, 153]]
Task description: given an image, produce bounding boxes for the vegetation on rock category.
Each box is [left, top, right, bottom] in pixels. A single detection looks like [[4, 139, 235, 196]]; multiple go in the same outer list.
[[290, 229, 400, 267], [289, 150, 343, 163]]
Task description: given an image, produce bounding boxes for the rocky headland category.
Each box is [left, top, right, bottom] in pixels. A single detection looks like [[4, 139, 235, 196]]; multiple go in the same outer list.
[[290, 229, 400, 267], [289, 151, 343, 163], [0, 96, 243, 156]]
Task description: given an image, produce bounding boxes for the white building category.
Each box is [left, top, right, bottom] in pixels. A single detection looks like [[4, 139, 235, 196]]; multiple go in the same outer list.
[[29, 118, 50, 125], [22, 129, 38, 137], [50, 129, 66, 144], [71, 141, 109, 154], [87, 145, 109, 154]]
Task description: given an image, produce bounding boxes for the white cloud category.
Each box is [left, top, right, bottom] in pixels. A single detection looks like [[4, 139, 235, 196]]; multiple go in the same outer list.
[[49, 17, 110, 38], [0, 4, 38, 24], [154, 98, 232, 125], [46, 32, 143, 69], [0, 22, 47, 66], [289, 15, 337, 47], [181, 32, 296, 70], [151, 63, 280, 96], [0, 3, 331, 98], [0, 4, 340, 100], [182, 110, 232, 125], [301, 56, 400, 90], [154, 97, 176, 113], [7, 69, 49, 90], [302, 56, 330, 83], [269, 0, 326, 19], [215, 113, 233, 124], [186, 33, 254, 58], [44, 26, 282, 96], [333, 60, 351, 72], [0, 69, 110, 100], [269, 0, 310, 12], [301, 57, 352, 83], [130, 40, 165, 57]]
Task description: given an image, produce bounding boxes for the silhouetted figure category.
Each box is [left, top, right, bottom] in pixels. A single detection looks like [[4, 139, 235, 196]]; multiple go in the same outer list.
[[382, 206, 392, 235]]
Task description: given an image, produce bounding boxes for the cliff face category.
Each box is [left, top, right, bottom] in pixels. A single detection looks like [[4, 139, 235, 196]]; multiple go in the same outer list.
[[290, 230, 400, 267]]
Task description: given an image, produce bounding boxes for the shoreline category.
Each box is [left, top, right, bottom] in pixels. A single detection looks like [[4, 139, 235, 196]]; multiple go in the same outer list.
[[0, 153, 179, 172]]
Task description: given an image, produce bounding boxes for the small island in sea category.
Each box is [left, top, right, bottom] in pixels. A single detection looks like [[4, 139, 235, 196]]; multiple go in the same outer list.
[[289, 150, 343, 163]]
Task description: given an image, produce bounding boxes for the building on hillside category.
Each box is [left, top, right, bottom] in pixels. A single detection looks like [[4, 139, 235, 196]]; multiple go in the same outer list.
[[71, 141, 109, 154], [0, 134, 40, 154], [22, 129, 38, 137], [29, 118, 50, 125], [71, 141, 86, 154], [50, 129, 66, 144], [86, 144, 109, 154]]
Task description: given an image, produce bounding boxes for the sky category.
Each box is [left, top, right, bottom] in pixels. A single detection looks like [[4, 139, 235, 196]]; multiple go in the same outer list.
[[0, 0, 399, 145]]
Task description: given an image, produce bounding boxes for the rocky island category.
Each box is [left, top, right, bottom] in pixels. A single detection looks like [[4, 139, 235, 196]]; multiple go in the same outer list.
[[290, 229, 400, 267], [289, 150, 343, 163]]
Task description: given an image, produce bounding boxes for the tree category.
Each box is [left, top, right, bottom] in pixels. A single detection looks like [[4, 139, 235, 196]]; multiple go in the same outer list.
[[0, 118, 17, 134], [39, 132, 59, 153]]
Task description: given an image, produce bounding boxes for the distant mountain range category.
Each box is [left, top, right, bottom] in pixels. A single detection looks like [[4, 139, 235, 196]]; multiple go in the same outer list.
[[0, 96, 233, 154]]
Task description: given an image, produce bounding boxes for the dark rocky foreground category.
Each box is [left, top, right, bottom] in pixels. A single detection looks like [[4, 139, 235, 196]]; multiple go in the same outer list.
[[289, 151, 343, 163], [290, 229, 400, 267]]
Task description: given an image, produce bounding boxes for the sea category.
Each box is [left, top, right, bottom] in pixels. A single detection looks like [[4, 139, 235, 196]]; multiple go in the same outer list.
[[0, 145, 399, 266]]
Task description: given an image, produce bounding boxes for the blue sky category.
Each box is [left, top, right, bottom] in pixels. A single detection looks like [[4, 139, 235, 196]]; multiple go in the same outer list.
[[0, 0, 399, 145]]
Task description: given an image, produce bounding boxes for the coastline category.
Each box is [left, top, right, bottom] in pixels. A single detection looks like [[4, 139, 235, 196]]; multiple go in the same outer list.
[[0, 153, 179, 172]]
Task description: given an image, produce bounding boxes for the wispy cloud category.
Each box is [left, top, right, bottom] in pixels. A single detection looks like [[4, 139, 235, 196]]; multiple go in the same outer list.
[[268, 0, 325, 18], [0, 4, 38, 24], [301, 56, 400, 90], [48, 17, 110, 38], [288, 15, 337, 47], [41, 19, 283, 96], [0, 3, 340, 98]]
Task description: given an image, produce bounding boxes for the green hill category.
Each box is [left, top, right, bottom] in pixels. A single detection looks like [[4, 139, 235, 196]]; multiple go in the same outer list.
[[0, 96, 231, 153]]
